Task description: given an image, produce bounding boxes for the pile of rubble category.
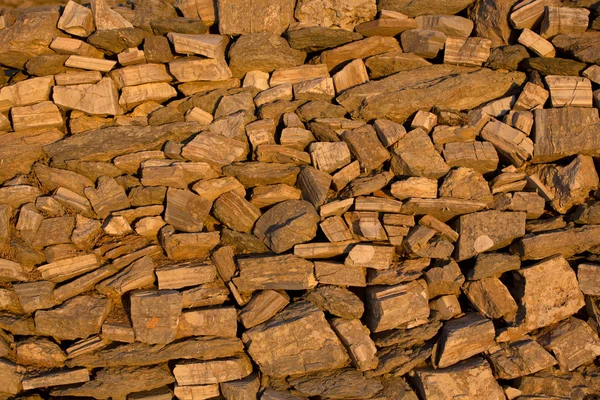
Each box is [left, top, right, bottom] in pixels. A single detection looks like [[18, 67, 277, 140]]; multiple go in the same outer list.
[[1, 0, 600, 398]]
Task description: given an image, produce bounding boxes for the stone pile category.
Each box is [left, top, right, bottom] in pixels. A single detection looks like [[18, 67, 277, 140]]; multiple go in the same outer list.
[[1, 0, 600, 399]]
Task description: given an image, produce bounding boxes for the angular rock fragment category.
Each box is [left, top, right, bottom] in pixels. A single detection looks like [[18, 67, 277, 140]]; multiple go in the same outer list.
[[513, 255, 585, 332], [253, 200, 319, 253], [242, 301, 349, 377], [130, 290, 183, 344], [331, 318, 378, 371], [174, 354, 253, 385], [487, 338, 557, 380], [234, 254, 316, 291], [463, 277, 518, 320], [391, 128, 450, 179], [289, 368, 382, 399], [434, 313, 495, 368]]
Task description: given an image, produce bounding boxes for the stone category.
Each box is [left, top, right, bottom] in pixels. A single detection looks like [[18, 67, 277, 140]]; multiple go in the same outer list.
[[168, 33, 228, 58], [284, 27, 363, 52], [218, 0, 295, 35], [343, 66, 525, 123], [58, 0, 95, 37], [378, 0, 475, 17], [487, 338, 557, 380], [23, 368, 90, 392], [50, 365, 175, 399], [330, 318, 378, 371], [391, 128, 450, 179], [540, 6, 590, 39], [130, 290, 182, 344], [239, 290, 289, 329], [455, 211, 526, 261], [438, 167, 493, 202], [0, 6, 63, 69], [320, 36, 401, 71], [513, 255, 585, 332], [365, 51, 432, 78], [228, 33, 306, 78], [578, 263, 600, 296], [518, 28, 555, 57], [294, 0, 376, 30], [169, 56, 233, 82], [16, 337, 67, 368], [0, 75, 55, 113], [84, 176, 130, 219], [532, 107, 600, 163], [234, 254, 317, 291], [173, 355, 253, 385], [545, 75, 592, 107], [444, 37, 491, 67], [424, 260, 464, 298], [341, 125, 389, 172], [413, 357, 505, 400], [289, 369, 383, 399], [485, 44, 529, 70], [213, 192, 261, 233], [467, 252, 521, 280], [539, 155, 599, 214], [463, 277, 518, 320], [164, 188, 211, 233], [538, 317, 600, 371], [365, 280, 430, 333], [242, 301, 349, 377], [552, 31, 600, 64], [469, 0, 519, 47], [509, 0, 559, 29], [35, 295, 111, 340], [355, 18, 417, 37], [53, 77, 122, 116], [221, 374, 260, 400], [253, 200, 319, 253], [305, 285, 363, 319], [480, 119, 533, 167]]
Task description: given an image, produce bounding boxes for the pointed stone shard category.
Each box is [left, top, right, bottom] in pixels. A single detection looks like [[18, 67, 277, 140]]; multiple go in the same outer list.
[[242, 301, 349, 377], [91, 0, 134, 31]]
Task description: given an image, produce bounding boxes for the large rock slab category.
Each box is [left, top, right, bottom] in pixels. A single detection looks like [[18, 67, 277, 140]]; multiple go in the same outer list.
[[455, 211, 526, 261], [228, 33, 306, 78], [532, 107, 600, 163], [513, 225, 600, 260], [513, 255, 585, 332], [242, 301, 349, 377], [552, 31, 600, 64], [218, 0, 295, 35], [0, 6, 65, 69], [378, 0, 474, 17], [253, 200, 319, 253], [67, 337, 244, 368], [0, 129, 63, 184], [338, 66, 525, 123], [294, 0, 376, 31], [413, 357, 505, 400], [51, 365, 175, 399], [44, 122, 202, 167], [34, 295, 111, 340]]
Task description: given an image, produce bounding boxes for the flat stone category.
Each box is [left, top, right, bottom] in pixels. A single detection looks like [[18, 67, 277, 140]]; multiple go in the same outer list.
[[455, 211, 526, 261], [218, 0, 295, 35], [532, 107, 600, 163], [552, 31, 600, 64], [253, 200, 319, 253], [34, 295, 111, 340], [513, 255, 585, 332], [484, 45, 530, 70], [130, 290, 183, 344], [524, 57, 587, 76], [242, 301, 349, 377], [413, 357, 505, 400], [377, 0, 475, 17], [285, 27, 363, 52], [228, 33, 306, 78], [294, 0, 376, 30], [289, 368, 382, 399]]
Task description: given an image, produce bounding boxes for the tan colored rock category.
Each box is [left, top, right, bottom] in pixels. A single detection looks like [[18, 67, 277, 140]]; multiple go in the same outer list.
[[22, 368, 90, 391], [513, 82, 549, 111], [213, 191, 261, 233], [538, 317, 600, 371], [545, 75, 592, 107], [512, 255, 584, 332], [119, 82, 178, 110], [365, 280, 429, 333], [53, 77, 122, 115], [540, 6, 589, 39], [456, 211, 526, 261], [0, 75, 54, 113], [169, 56, 233, 82], [509, 0, 559, 29], [239, 290, 289, 329], [182, 132, 247, 168], [218, 0, 294, 35], [270, 64, 330, 86], [58, 0, 95, 37], [242, 301, 349, 377], [463, 277, 518, 320], [130, 289, 182, 344], [168, 33, 228, 58], [50, 37, 104, 59], [518, 28, 555, 57], [331, 318, 378, 371], [400, 29, 447, 58], [480, 119, 533, 167], [444, 37, 491, 67], [11, 101, 63, 132], [333, 59, 369, 94], [110, 63, 173, 89], [391, 128, 450, 179], [234, 254, 317, 291], [117, 47, 146, 66], [414, 357, 505, 400], [355, 17, 417, 37], [91, 0, 134, 30], [177, 307, 237, 338], [174, 354, 252, 385], [320, 36, 401, 71], [295, 0, 376, 30], [487, 338, 557, 380], [65, 55, 117, 72]]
